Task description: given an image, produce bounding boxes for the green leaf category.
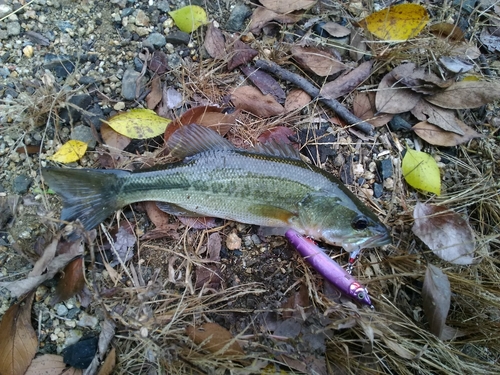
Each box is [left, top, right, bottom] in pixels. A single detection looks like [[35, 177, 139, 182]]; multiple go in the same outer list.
[[105, 109, 171, 139], [169, 5, 208, 33], [402, 148, 441, 195]]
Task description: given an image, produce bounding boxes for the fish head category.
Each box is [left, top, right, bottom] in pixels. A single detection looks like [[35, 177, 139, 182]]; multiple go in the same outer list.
[[294, 191, 391, 251], [348, 282, 373, 308]]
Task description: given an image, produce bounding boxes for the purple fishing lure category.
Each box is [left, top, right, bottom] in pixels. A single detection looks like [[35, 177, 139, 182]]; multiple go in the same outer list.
[[285, 229, 374, 309]]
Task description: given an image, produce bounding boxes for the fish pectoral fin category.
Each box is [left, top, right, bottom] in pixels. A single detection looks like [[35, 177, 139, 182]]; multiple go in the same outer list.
[[247, 204, 297, 225], [156, 202, 203, 217]]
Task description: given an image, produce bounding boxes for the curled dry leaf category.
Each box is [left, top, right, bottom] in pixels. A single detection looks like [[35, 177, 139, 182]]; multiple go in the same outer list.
[[186, 322, 244, 356], [231, 85, 284, 118], [204, 21, 226, 59], [375, 64, 421, 114], [284, 89, 311, 113], [413, 121, 483, 147], [51, 257, 85, 305], [145, 75, 163, 110], [248, 7, 301, 34], [391, 64, 453, 95], [352, 91, 393, 127], [0, 292, 37, 375], [429, 22, 465, 41], [411, 100, 465, 135], [291, 45, 346, 77], [422, 264, 451, 339], [412, 202, 476, 265], [240, 64, 286, 103], [227, 39, 258, 71], [425, 81, 500, 109], [320, 61, 372, 100], [260, 0, 316, 14]]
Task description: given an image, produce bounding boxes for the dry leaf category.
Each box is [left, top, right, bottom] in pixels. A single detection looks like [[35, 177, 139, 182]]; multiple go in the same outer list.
[[231, 86, 284, 117], [402, 149, 441, 195], [413, 121, 483, 146], [375, 64, 421, 114], [145, 76, 163, 110], [248, 7, 302, 34], [412, 203, 475, 265], [49, 140, 88, 163], [96, 348, 115, 375], [260, 0, 316, 13], [439, 56, 474, 74], [422, 264, 451, 339], [25, 354, 81, 375], [257, 126, 296, 145], [284, 89, 311, 113], [163, 87, 183, 110], [204, 21, 226, 59], [186, 322, 244, 356], [100, 123, 131, 151], [147, 50, 169, 75], [0, 292, 37, 375], [480, 27, 500, 52], [240, 65, 286, 103], [381, 337, 415, 359], [292, 45, 346, 77], [320, 61, 372, 99], [51, 257, 85, 305], [429, 22, 465, 41], [361, 4, 429, 41], [353, 91, 393, 127], [319, 22, 351, 37], [349, 28, 367, 61], [391, 64, 453, 95], [30, 238, 58, 277], [411, 100, 465, 135], [227, 39, 258, 71], [425, 81, 500, 109]]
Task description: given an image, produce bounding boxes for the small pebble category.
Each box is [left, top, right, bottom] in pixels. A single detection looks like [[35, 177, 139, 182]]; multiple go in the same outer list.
[[114, 101, 126, 111], [226, 232, 242, 250], [23, 45, 34, 58], [56, 304, 69, 316]]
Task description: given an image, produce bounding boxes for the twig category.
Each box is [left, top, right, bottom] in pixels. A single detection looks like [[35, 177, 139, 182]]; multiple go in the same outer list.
[[254, 60, 375, 135]]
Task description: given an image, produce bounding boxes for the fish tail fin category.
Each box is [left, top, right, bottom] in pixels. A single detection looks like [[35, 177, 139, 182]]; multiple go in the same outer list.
[[42, 167, 130, 230]]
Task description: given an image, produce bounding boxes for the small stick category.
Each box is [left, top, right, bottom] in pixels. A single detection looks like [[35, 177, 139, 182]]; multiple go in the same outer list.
[[254, 59, 375, 135]]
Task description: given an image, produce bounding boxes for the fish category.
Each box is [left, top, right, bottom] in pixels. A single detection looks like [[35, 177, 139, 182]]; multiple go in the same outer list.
[[42, 123, 391, 251]]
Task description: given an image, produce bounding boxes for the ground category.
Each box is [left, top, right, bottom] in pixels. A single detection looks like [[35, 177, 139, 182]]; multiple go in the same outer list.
[[1, 0, 500, 374]]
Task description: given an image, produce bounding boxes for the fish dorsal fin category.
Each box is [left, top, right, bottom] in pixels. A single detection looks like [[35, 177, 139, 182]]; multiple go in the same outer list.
[[167, 123, 235, 159], [253, 141, 302, 160]]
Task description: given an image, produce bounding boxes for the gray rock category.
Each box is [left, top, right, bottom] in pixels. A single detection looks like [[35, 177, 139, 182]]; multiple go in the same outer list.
[[0, 4, 13, 18], [0, 29, 8, 40], [121, 7, 134, 17], [83, 103, 105, 130], [167, 53, 182, 70], [226, 4, 251, 32], [389, 115, 412, 131], [0, 67, 10, 78], [373, 182, 383, 198], [377, 159, 393, 180], [56, 304, 69, 316], [60, 94, 92, 124], [156, 0, 170, 12], [165, 31, 190, 45], [13, 175, 32, 194], [56, 20, 74, 32], [6, 21, 21, 36], [121, 68, 142, 100], [43, 54, 76, 78], [71, 125, 96, 150], [146, 32, 166, 48]]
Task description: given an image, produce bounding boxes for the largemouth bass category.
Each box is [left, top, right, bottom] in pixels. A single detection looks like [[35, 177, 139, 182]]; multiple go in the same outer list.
[[42, 124, 390, 251]]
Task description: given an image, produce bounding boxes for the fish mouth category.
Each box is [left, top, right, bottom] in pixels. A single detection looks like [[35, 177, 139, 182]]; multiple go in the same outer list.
[[363, 229, 392, 249]]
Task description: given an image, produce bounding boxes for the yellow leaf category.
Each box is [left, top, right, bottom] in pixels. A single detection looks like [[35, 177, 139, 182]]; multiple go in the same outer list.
[[402, 148, 441, 195], [49, 140, 87, 163], [169, 5, 208, 33], [362, 4, 429, 41], [105, 109, 171, 139]]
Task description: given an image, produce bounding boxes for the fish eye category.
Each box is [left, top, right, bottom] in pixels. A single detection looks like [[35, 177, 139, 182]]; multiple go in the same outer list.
[[357, 291, 365, 300], [351, 215, 369, 230]]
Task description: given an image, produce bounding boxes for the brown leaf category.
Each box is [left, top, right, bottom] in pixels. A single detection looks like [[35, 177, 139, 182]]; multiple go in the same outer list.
[[260, 0, 316, 13], [349, 28, 367, 62], [284, 89, 311, 113], [429, 22, 465, 41], [0, 292, 37, 375], [292, 45, 346, 77], [352, 91, 393, 127], [425, 81, 500, 109], [375, 64, 422, 114], [391, 64, 453, 95], [145, 76, 163, 110], [96, 348, 115, 375], [411, 100, 465, 135], [164, 106, 238, 142], [100, 123, 131, 151], [227, 39, 258, 71], [281, 283, 311, 320], [413, 121, 484, 146], [248, 7, 301, 34], [240, 65, 286, 103], [186, 322, 244, 356], [25, 354, 77, 375], [51, 257, 85, 305], [30, 238, 58, 277], [320, 61, 372, 99], [195, 263, 222, 290], [412, 202, 476, 265], [147, 50, 169, 75], [231, 86, 284, 117], [422, 264, 451, 339], [177, 216, 218, 229], [319, 22, 351, 37], [257, 126, 296, 145], [204, 21, 226, 59]]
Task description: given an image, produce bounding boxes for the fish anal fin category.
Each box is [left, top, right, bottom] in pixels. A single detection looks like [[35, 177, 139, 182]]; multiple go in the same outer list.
[[156, 201, 204, 217]]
